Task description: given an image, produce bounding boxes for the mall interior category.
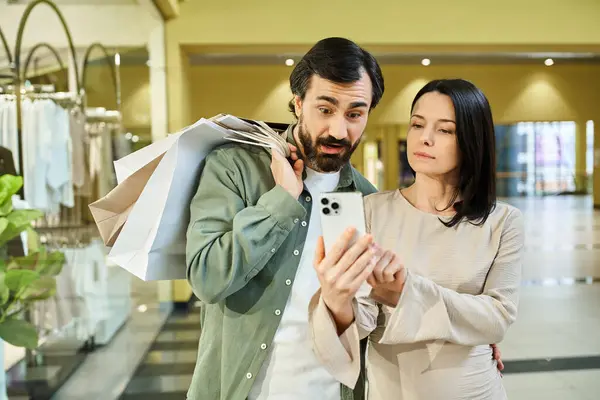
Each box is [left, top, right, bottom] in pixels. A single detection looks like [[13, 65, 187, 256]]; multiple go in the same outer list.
[[0, 0, 599, 399]]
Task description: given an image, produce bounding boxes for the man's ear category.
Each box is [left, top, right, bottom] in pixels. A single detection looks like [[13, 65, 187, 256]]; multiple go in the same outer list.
[[294, 95, 302, 118]]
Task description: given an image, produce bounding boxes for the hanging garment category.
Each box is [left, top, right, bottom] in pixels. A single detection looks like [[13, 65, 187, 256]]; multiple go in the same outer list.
[[0, 97, 19, 173]]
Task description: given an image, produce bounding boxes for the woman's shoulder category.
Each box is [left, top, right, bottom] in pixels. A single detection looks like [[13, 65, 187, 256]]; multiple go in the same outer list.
[[364, 190, 398, 204], [487, 201, 524, 233]]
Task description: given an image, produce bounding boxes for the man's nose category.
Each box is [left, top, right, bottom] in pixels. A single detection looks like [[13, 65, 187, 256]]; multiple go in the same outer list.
[[328, 116, 349, 140]]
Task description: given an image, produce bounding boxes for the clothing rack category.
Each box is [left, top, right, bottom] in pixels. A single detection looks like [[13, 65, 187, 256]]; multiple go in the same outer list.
[[0, 1, 124, 375]]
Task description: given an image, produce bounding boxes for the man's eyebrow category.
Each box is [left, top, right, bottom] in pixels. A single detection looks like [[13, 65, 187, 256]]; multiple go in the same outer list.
[[316, 95, 338, 105]]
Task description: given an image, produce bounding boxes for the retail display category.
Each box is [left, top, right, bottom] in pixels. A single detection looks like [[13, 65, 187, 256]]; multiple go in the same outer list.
[[1, 3, 133, 397]]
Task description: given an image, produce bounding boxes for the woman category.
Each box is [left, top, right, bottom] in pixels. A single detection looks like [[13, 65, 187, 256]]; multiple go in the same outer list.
[[310, 79, 524, 400]]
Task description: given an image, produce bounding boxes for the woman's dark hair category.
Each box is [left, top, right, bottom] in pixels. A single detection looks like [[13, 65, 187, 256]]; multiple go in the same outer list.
[[410, 79, 497, 228], [288, 37, 384, 115]]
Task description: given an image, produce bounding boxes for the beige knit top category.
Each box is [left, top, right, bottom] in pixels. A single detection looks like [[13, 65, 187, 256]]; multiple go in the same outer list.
[[309, 189, 525, 400]]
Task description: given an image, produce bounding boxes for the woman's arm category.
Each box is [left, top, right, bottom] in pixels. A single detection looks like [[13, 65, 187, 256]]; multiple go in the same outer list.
[[379, 208, 524, 346]]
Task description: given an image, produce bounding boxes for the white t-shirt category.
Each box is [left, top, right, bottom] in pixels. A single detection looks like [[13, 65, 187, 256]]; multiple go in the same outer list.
[[248, 167, 341, 400]]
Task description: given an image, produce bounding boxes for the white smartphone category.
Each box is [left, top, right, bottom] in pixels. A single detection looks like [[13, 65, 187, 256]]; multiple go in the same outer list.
[[319, 191, 367, 254]]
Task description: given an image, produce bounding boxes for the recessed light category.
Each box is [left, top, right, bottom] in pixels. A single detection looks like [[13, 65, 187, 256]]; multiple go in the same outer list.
[[544, 58, 554, 66], [285, 58, 294, 66], [421, 58, 431, 66]]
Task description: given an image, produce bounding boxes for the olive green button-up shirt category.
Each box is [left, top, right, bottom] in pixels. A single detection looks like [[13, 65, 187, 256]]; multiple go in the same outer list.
[[185, 125, 376, 400]]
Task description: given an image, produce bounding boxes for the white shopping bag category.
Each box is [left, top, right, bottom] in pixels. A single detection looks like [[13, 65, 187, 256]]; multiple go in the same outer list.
[[113, 132, 181, 184], [107, 118, 233, 281]]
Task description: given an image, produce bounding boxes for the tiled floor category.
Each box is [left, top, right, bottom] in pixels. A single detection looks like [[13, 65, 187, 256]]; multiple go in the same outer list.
[[45, 195, 600, 399], [118, 310, 200, 399]]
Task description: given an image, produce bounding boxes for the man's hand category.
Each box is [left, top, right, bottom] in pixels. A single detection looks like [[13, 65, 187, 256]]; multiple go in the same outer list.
[[314, 228, 380, 334], [271, 143, 304, 199]]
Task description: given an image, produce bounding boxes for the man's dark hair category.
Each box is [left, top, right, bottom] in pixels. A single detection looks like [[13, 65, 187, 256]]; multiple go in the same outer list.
[[288, 37, 384, 116]]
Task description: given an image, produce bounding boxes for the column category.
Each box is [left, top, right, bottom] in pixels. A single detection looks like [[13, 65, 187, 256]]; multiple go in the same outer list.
[[594, 120, 600, 208], [165, 30, 194, 304], [382, 125, 402, 191], [574, 120, 587, 193], [148, 23, 168, 141]]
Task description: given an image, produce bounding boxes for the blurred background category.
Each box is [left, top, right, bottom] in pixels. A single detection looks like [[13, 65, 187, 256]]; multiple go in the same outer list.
[[0, 0, 599, 399]]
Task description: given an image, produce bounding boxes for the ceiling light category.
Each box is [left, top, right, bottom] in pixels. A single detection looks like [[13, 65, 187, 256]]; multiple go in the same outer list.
[[544, 58, 554, 66], [132, 135, 139, 143], [421, 58, 431, 66], [285, 58, 294, 66]]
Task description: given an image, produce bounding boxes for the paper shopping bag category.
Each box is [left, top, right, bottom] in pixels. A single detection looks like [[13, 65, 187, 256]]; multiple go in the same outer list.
[[114, 132, 180, 184], [107, 118, 233, 281], [89, 153, 165, 246]]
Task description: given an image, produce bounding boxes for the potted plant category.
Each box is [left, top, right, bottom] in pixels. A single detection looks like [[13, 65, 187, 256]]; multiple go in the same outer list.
[[0, 174, 66, 399], [0, 174, 65, 347]]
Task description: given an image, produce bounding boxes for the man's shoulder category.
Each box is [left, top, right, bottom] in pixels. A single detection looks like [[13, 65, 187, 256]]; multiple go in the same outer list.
[[208, 142, 271, 170], [350, 167, 378, 195]]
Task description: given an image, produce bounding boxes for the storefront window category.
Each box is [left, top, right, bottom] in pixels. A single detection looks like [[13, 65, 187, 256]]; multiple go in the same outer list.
[[495, 121, 577, 197]]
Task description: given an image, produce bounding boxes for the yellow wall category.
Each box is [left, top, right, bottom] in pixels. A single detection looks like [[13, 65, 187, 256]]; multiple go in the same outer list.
[[168, 0, 600, 46], [188, 64, 600, 126], [188, 63, 599, 201], [83, 65, 152, 133]]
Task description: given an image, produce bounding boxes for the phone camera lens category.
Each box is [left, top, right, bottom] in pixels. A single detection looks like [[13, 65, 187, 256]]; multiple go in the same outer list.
[[322, 207, 330, 215], [331, 202, 339, 210], [321, 198, 329, 205]]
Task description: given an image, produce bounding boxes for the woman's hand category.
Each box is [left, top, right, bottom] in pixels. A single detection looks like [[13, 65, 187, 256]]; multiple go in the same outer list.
[[314, 228, 381, 333], [367, 248, 407, 307]]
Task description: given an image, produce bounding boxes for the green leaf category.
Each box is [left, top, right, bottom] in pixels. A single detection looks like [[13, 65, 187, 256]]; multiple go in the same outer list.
[[0, 317, 38, 348], [26, 227, 40, 253], [0, 199, 12, 218], [38, 251, 64, 276], [0, 175, 23, 206], [0, 271, 9, 306], [0, 210, 43, 247], [5, 269, 39, 293], [20, 276, 56, 301], [0, 218, 8, 239], [7, 252, 41, 271]]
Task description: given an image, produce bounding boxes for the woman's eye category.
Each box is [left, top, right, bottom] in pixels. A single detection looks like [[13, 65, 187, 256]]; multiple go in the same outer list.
[[319, 108, 331, 114]]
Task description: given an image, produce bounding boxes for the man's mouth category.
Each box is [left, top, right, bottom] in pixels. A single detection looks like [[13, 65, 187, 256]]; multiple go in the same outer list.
[[320, 143, 346, 155]]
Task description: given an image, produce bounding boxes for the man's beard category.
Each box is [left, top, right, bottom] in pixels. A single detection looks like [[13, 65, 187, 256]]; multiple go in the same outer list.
[[296, 116, 360, 173]]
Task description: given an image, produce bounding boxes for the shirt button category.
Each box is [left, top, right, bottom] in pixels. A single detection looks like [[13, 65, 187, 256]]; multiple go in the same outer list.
[[271, 248, 276, 253], [301, 221, 307, 227], [246, 372, 253, 379], [285, 279, 292, 286], [294, 218, 299, 224], [306, 196, 312, 202], [275, 309, 281, 316], [261, 343, 267, 350], [293, 250, 300, 256]]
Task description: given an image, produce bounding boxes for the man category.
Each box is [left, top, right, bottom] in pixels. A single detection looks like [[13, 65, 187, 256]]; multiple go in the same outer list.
[[185, 37, 383, 400]]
